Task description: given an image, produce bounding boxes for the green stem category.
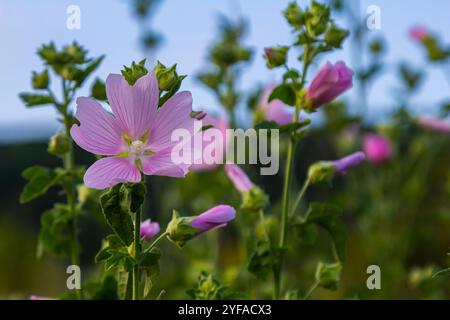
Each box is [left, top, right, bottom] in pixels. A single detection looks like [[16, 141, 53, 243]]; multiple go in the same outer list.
[[144, 231, 168, 254], [289, 177, 311, 219], [303, 281, 319, 300], [61, 80, 83, 300], [132, 205, 142, 300], [273, 46, 311, 300]]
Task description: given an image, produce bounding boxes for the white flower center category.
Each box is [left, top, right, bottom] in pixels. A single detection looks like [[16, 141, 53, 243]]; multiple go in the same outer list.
[[129, 140, 146, 158]]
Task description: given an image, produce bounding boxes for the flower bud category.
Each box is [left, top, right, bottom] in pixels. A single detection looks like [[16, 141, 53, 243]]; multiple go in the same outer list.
[[47, 132, 70, 156], [264, 46, 289, 69], [409, 25, 429, 42], [325, 26, 349, 48], [224, 164, 253, 193], [305, 61, 353, 112], [283, 2, 304, 29], [32, 70, 49, 89], [241, 186, 269, 211], [140, 219, 160, 241], [363, 134, 392, 165], [153, 61, 179, 91], [417, 116, 450, 134], [307, 161, 336, 184]]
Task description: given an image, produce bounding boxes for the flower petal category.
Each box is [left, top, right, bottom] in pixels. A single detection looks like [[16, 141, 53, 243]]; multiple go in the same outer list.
[[147, 91, 196, 151], [105, 73, 159, 140], [141, 147, 191, 178], [71, 97, 125, 155], [84, 157, 141, 189]]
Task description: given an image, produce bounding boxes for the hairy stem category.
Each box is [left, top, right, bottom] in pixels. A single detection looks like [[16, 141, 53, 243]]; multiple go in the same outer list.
[[132, 205, 142, 300]]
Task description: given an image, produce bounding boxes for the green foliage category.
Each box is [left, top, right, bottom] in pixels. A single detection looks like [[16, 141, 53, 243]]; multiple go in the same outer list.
[[248, 240, 283, 280], [38, 203, 73, 258], [314, 261, 342, 290], [187, 271, 238, 300], [32, 69, 49, 89], [20, 166, 66, 203], [19, 93, 55, 107], [100, 183, 148, 246], [121, 59, 149, 85], [264, 46, 289, 69], [268, 84, 296, 106], [296, 202, 346, 262], [90, 77, 107, 100], [95, 235, 135, 271]]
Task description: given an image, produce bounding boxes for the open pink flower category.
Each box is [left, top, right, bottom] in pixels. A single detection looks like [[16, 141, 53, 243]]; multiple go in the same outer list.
[[71, 73, 197, 189], [224, 164, 253, 193], [305, 61, 353, 109], [191, 205, 236, 233], [409, 25, 429, 42], [259, 85, 301, 125], [363, 134, 392, 165], [140, 219, 160, 241], [417, 116, 450, 134], [190, 113, 229, 171]]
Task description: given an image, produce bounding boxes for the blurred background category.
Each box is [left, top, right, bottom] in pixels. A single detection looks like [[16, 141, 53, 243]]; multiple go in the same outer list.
[[1, 0, 449, 299]]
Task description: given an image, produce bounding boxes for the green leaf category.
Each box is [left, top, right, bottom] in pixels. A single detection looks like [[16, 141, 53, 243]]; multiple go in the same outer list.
[[38, 204, 72, 258], [19, 93, 55, 107], [75, 55, 105, 87], [268, 84, 296, 106], [187, 271, 229, 300], [90, 77, 107, 100], [303, 202, 347, 262], [20, 166, 66, 203], [140, 247, 161, 277], [100, 185, 135, 246], [121, 182, 147, 213], [248, 240, 283, 280], [314, 261, 342, 290], [117, 267, 133, 300]]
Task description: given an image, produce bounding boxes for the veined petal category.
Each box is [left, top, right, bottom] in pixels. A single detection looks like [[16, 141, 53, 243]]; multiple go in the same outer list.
[[84, 157, 141, 189], [141, 147, 191, 178], [71, 97, 125, 155], [105, 73, 159, 140], [147, 91, 196, 151]]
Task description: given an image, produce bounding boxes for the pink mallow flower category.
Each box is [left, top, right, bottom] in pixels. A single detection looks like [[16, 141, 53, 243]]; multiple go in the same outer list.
[[190, 112, 229, 171], [305, 61, 353, 110], [140, 219, 160, 241], [332, 151, 366, 174], [417, 116, 450, 134], [191, 205, 236, 233], [259, 85, 302, 125], [363, 134, 392, 165], [71, 73, 197, 189], [224, 164, 253, 193], [409, 25, 429, 42]]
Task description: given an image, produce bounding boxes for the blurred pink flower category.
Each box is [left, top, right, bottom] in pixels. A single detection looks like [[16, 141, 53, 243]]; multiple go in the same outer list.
[[417, 116, 450, 134], [332, 151, 366, 174], [190, 113, 229, 171], [71, 73, 197, 189], [191, 205, 236, 233], [409, 25, 428, 42], [30, 295, 52, 300], [363, 134, 392, 165], [140, 219, 160, 241], [259, 85, 301, 125], [306, 61, 353, 109], [224, 164, 253, 193]]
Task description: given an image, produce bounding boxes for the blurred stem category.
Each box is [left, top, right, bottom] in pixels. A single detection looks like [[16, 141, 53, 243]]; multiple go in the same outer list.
[[144, 231, 168, 254], [289, 177, 311, 220], [273, 47, 311, 300], [61, 79, 82, 300], [132, 195, 143, 300], [303, 281, 319, 300]]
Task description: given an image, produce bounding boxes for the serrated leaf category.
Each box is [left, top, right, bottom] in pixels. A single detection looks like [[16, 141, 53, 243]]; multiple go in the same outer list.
[[38, 204, 72, 258], [20, 166, 66, 203], [100, 185, 135, 246], [314, 261, 342, 290], [248, 240, 282, 280], [268, 83, 296, 106], [304, 202, 347, 262]]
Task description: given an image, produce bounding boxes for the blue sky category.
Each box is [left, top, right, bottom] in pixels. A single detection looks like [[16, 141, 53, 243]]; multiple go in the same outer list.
[[0, 0, 449, 141]]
